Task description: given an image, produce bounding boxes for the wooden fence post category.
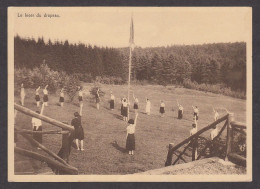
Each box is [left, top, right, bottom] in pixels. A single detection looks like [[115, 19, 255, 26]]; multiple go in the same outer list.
[[58, 128, 71, 163], [192, 137, 198, 161], [225, 113, 234, 161], [165, 143, 174, 166]]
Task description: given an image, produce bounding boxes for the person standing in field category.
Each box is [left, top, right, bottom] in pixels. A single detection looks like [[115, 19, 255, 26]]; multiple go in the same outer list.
[[110, 91, 115, 110], [20, 83, 25, 106], [78, 86, 83, 107], [71, 112, 84, 151], [120, 97, 124, 117], [126, 113, 138, 155], [145, 98, 151, 115], [43, 85, 49, 106], [210, 125, 219, 140], [177, 100, 183, 119], [160, 100, 165, 117], [213, 108, 219, 121], [35, 86, 41, 107], [192, 105, 199, 121], [122, 98, 129, 121], [32, 103, 45, 149], [59, 88, 65, 107], [133, 93, 139, 114], [96, 88, 100, 110]]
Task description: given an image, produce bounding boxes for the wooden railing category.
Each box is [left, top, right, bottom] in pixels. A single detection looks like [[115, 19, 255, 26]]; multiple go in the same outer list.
[[227, 121, 246, 166], [14, 103, 78, 175]]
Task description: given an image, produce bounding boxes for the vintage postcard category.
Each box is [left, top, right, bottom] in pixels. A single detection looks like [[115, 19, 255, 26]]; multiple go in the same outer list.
[[8, 7, 252, 182]]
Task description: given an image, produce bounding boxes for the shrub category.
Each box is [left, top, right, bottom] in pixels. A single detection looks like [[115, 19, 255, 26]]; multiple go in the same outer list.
[[183, 78, 246, 99]]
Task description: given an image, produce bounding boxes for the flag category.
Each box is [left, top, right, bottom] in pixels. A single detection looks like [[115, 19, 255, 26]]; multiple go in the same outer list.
[[129, 16, 134, 50]]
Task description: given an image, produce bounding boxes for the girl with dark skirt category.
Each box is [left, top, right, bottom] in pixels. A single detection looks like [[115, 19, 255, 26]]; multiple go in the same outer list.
[[133, 93, 139, 114], [71, 112, 84, 151], [177, 100, 183, 119], [35, 86, 41, 107], [78, 86, 83, 104], [160, 100, 165, 117], [43, 85, 49, 106], [122, 98, 128, 121], [59, 88, 65, 107], [192, 105, 199, 121], [96, 88, 100, 110], [31, 103, 45, 149], [110, 92, 115, 110], [126, 113, 138, 155]]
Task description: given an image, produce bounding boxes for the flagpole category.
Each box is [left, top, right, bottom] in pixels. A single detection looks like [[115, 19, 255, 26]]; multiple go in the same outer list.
[[127, 46, 132, 120]]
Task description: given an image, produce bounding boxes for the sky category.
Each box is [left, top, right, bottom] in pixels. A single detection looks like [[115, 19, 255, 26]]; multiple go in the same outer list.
[[12, 7, 251, 48]]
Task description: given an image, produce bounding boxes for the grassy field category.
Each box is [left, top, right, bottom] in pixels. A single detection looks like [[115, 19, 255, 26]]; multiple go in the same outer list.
[[14, 84, 246, 175]]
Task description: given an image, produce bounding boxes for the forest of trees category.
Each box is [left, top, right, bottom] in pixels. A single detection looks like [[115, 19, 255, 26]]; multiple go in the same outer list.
[[14, 35, 246, 94]]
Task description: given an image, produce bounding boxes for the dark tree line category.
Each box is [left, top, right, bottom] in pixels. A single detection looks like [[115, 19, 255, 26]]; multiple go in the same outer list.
[[14, 35, 246, 92]]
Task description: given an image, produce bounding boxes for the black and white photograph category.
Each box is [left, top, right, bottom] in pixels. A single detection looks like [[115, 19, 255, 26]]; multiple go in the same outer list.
[[8, 7, 252, 182]]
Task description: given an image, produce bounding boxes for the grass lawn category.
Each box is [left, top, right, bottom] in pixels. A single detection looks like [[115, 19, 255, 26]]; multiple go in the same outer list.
[[14, 84, 246, 175]]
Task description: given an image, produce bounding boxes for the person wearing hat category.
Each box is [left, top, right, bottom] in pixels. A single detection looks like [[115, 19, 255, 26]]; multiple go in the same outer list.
[[71, 112, 84, 151], [126, 113, 138, 155]]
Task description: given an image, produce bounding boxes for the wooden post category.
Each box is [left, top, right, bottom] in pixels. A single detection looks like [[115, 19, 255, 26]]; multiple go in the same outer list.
[[165, 143, 174, 166], [225, 113, 234, 161], [192, 137, 198, 161], [61, 128, 70, 163]]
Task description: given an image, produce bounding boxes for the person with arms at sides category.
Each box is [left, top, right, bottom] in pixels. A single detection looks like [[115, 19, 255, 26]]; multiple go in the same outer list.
[[71, 112, 84, 151], [77, 86, 84, 110], [126, 113, 139, 155], [35, 86, 41, 107], [145, 98, 151, 115], [32, 103, 45, 149], [160, 100, 165, 117], [59, 87, 65, 107], [20, 83, 25, 106], [96, 88, 100, 110], [133, 93, 139, 114], [120, 97, 124, 117], [177, 100, 184, 119], [43, 85, 49, 106], [110, 91, 115, 110], [192, 105, 199, 121], [213, 107, 219, 121], [122, 98, 129, 121]]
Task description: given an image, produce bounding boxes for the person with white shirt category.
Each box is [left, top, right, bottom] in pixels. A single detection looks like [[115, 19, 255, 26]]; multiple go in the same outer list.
[[20, 83, 25, 106], [78, 86, 84, 109], [213, 108, 219, 121], [122, 98, 129, 121], [59, 88, 65, 107], [160, 100, 165, 117], [32, 103, 45, 149], [145, 98, 151, 115], [43, 85, 49, 106], [96, 88, 100, 110], [126, 113, 138, 155], [110, 91, 115, 110], [133, 93, 139, 114], [177, 100, 184, 119], [192, 105, 199, 121], [35, 86, 41, 107]]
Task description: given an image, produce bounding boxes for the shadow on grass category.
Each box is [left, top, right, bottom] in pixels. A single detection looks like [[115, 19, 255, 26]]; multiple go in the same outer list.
[[111, 141, 126, 153], [110, 112, 123, 121]]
